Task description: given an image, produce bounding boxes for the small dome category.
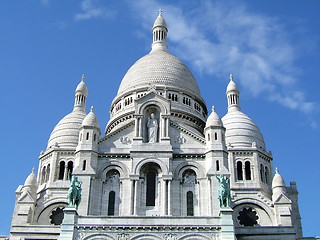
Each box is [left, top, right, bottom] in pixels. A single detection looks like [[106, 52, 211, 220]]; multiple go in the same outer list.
[[75, 75, 88, 96], [82, 106, 100, 129], [222, 110, 265, 149], [47, 110, 86, 149], [24, 168, 37, 187], [272, 168, 286, 189], [206, 106, 223, 128], [226, 78, 239, 93], [153, 14, 167, 29]]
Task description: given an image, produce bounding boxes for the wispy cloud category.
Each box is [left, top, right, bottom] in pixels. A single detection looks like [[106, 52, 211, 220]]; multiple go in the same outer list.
[[129, 0, 318, 125], [74, 0, 116, 21]]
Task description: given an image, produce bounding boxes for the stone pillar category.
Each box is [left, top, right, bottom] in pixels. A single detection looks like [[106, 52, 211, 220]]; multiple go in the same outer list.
[[220, 208, 236, 240], [58, 207, 77, 240], [168, 180, 171, 215], [134, 179, 139, 215]]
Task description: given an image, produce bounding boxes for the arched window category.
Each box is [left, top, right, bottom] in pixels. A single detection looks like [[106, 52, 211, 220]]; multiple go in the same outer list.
[[265, 166, 269, 184], [86, 132, 89, 140], [237, 161, 243, 180], [46, 164, 50, 182], [187, 191, 194, 216], [108, 191, 115, 216], [214, 132, 218, 140], [41, 166, 46, 184], [260, 164, 264, 183], [216, 160, 220, 172], [58, 161, 65, 180], [245, 161, 251, 180], [207, 133, 210, 141], [67, 161, 73, 179], [82, 160, 86, 171], [146, 171, 156, 206]]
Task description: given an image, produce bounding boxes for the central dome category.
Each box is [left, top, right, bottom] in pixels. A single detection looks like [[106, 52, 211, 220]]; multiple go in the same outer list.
[[117, 50, 201, 98]]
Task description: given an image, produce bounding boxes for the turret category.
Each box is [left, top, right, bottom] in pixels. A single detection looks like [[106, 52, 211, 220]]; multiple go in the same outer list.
[[74, 74, 88, 112], [226, 74, 240, 112], [272, 168, 286, 202]]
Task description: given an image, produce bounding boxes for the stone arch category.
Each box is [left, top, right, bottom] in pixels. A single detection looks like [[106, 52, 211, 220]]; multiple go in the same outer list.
[[100, 160, 129, 179], [83, 234, 115, 240], [178, 234, 211, 240], [134, 158, 168, 175], [174, 161, 206, 179], [35, 201, 67, 225], [137, 98, 169, 115], [232, 198, 274, 226], [131, 234, 162, 240]]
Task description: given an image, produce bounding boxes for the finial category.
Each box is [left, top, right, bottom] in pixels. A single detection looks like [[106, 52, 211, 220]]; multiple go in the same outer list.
[[90, 106, 94, 112], [229, 73, 233, 82], [275, 167, 279, 174], [212, 106, 215, 112], [158, 9, 163, 16], [32, 168, 35, 174], [82, 74, 85, 82]]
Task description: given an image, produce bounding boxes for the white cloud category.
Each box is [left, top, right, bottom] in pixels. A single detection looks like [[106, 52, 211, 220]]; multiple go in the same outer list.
[[74, 0, 116, 21], [129, 0, 317, 121]]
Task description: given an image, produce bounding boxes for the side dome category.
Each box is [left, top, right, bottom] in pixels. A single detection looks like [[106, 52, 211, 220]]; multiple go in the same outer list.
[[47, 76, 88, 149], [24, 168, 37, 187], [117, 50, 201, 98], [47, 110, 86, 149], [222, 111, 265, 149], [272, 168, 286, 189], [222, 74, 265, 150]]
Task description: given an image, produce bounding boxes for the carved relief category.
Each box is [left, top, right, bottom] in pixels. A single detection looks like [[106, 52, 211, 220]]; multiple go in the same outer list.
[[117, 233, 129, 240], [164, 233, 177, 240], [120, 136, 131, 144], [182, 171, 197, 185], [175, 136, 186, 144]]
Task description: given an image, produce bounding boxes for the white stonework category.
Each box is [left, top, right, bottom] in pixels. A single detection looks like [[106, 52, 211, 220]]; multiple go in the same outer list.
[[9, 11, 308, 240]]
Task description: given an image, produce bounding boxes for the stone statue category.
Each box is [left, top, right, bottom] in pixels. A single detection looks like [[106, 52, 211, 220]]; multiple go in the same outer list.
[[216, 174, 231, 208], [147, 113, 158, 143], [67, 173, 82, 209]]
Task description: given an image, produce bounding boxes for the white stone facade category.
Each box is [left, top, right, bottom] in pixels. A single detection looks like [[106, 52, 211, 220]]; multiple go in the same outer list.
[[9, 12, 306, 240]]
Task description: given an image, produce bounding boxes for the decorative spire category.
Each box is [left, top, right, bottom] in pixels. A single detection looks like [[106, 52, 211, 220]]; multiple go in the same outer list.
[[90, 106, 94, 112], [74, 74, 88, 111], [212, 105, 215, 112], [151, 10, 168, 52], [275, 167, 279, 174], [226, 74, 240, 112]]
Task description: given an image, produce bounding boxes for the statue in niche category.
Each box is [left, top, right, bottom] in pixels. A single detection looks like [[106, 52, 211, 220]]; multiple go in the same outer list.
[[147, 113, 158, 143]]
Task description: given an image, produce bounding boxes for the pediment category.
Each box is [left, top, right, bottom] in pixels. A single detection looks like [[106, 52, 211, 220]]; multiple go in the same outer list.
[[18, 190, 35, 203], [274, 192, 292, 204], [135, 91, 171, 115]]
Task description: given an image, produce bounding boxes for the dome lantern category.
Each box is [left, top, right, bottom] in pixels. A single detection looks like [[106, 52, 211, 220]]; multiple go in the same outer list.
[[74, 74, 88, 111], [226, 74, 240, 112], [151, 9, 168, 52]]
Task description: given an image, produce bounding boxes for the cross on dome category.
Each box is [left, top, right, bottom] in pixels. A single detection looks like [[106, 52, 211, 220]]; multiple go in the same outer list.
[[158, 9, 163, 16], [229, 73, 234, 82], [82, 74, 85, 81]]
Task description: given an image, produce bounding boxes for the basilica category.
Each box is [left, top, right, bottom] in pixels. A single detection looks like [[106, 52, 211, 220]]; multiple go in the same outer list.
[[8, 12, 307, 240]]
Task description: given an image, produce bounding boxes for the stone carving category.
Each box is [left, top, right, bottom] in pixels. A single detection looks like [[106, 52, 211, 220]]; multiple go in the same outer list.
[[147, 113, 158, 143], [120, 136, 131, 144], [107, 172, 120, 184], [183, 171, 196, 184], [117, 233, 129, 240], [164, 233, 177, 240], [175, 136, 186, 144], [67, 173, 82, 209], [216, 174, 231, 208]]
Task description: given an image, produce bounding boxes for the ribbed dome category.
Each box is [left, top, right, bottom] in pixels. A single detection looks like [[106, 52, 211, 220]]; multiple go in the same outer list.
[[226, 79, 238, 93], [272, 168, 286, 189], [117, 50, 201, 98], [222, 110, 265, 149], [82, 106, 100, 129], [47, 110, 86, 149], [206, 106, 222, 128]]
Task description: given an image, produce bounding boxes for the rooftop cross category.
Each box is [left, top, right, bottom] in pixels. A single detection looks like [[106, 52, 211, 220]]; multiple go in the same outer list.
[[158, 9, 163, 16], [82, 74, 85, 81]]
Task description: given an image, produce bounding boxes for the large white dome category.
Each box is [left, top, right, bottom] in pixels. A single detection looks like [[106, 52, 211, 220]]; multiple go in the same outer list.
[[117, 50, 201, 98]]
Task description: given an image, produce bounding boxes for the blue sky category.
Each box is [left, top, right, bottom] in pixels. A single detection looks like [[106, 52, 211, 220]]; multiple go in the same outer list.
[[0, 0, 319, 237]]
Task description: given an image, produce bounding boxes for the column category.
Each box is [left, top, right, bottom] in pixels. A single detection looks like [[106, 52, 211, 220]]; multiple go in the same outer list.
[[162, 179, 167, 215], [134, 179, 139, 215], [167, 180, 171, 215]]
